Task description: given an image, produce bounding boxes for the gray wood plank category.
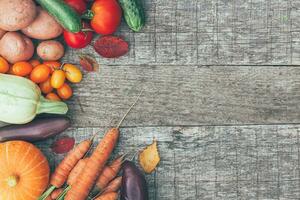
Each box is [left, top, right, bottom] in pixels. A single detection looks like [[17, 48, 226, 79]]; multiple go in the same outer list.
[[63, 0, 300, 66], [64, 65, 300, 127], [36, 125, 300, 200]]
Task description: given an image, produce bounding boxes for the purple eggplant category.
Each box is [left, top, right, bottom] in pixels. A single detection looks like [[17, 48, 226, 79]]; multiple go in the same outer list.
[[0, 116, 70, 142], [121, 160, 149, 200]]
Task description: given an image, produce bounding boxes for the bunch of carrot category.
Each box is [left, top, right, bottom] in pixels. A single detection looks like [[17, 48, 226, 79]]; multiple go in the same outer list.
[[39, 91, 142, 200]]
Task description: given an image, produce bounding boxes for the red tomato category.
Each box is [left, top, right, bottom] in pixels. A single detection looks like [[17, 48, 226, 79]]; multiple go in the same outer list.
[[65, 0, 87, 15], [90, 0, 122, 35], [64, 22, 93, 49]]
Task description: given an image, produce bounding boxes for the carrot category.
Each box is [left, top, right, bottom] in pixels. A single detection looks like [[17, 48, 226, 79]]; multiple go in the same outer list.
[[65, 91, 142, 200], [96, 155, 124, 190], [56, 158, 88, 199], [51, 139, 92, 187], [95, 192, 118, 200], [62, 155, 122, 197], [65, 128, 120, 200], [67, 158, 89, 186], [38, 139, 93, 200], [92, 177, 122, 200], [51, 188, 64, 199], [45, 196, 52, 200], [44, 188, 63, 200], [102, 176, 122, 195]]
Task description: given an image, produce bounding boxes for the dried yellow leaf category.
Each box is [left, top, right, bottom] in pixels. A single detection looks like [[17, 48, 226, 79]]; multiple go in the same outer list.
[[139, 139, 160, 173]]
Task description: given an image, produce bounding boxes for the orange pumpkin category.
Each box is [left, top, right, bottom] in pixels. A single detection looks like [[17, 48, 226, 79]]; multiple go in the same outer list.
[[0, 141, 50, 200]]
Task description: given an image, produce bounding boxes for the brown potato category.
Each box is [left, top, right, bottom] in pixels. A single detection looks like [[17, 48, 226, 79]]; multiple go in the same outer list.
[[0, 0, 37, 31], [0, 32, 34, 63], [22, 7, 63, 40], [37, 40, 65, 61]]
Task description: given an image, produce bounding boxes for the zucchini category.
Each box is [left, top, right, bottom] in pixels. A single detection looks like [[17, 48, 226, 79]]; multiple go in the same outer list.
[[36, 0, 82, 33], [119, 0, 145, 32], [0, 74, 68, 124]]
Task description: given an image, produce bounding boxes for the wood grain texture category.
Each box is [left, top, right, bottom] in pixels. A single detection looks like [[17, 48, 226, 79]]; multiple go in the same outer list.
[[36, 125, 300, 200], [35, 0, 300, 199], [63, 0, 300, 66], [63, 65, 300, 127]]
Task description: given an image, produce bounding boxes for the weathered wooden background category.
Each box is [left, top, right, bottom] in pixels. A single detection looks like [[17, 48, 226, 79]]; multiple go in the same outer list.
[[38, 0, 300, 199]]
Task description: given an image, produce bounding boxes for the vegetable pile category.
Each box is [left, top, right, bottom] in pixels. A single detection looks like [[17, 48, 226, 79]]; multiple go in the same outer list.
[[0, 0, 146, 112], [0, 0, 155, 199], [0, 58, 82, 102], [35, 93, 160, 200]]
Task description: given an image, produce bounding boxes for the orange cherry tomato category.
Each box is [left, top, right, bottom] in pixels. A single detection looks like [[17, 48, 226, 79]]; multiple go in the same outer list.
[[0, 56, 9, 73], [46, 93, 61, 101], [11, 62, 33, 77], [57, 83, 73, 100], [51, 70, 66, 89], [30, 64, 51, 83], [43, 61, 61, 73], [29, 59, 41, 67], [63, 64, 82, 83], [39, 78, 53, 94]]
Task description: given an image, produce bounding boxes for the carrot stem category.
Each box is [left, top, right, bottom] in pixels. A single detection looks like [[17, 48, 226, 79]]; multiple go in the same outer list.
[[38, 185, 56, 200]]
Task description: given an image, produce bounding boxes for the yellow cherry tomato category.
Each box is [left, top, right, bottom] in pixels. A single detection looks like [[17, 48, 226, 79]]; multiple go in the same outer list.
[[57, 83, 73, 100], [43, 61, 61, 73], [63, 64, 82, 83], [0, 56, 9, 73], [39, 78, 53, 94], [51, 70, 66, 89], [46, 93, 61, 101]]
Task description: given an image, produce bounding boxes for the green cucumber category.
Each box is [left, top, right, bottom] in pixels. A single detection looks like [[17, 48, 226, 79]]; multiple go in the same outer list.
[[36, 0, 82, 33], [119, 0, 145, 32]]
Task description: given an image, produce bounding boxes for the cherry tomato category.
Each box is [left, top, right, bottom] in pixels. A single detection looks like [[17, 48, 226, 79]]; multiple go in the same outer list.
[[46, 93, 61, 101], [90, 0, 122, 35], [43, 61, 61, 73], [64, 22, 93, 49], [29, 59, 41, 67], [51, 70, 66, 89], [39, 78, 53, 94], [0, 56, 9, 73], [65, 0, 87, 15], [30, 64, 51, 83], [57, 83, 73, 100], [12, 62, 33, 77], [63, 64, 82, 83]]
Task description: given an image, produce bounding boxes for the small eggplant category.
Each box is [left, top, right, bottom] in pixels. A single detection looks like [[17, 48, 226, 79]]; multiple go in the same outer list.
[[121, 160, 149, 200], [0, 116, 70, 142]]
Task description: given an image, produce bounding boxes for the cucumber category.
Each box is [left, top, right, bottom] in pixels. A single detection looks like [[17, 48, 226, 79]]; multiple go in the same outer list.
[[36, 0, 82, 33], [119, 0, 145, 32]]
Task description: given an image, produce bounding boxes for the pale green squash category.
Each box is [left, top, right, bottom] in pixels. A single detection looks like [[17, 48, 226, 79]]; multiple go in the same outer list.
[[0, 74, 68, 124]]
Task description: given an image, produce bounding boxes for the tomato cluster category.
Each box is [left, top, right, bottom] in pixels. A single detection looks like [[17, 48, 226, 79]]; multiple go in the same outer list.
[[0, 56, 83, 101], [63, 0, 122, 49]]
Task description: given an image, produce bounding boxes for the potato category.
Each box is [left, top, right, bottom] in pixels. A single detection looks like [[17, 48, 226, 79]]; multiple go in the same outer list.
[[0, 0, 37, 31], [0, 32, 34, 63], [22, 7, 63, 40], [37, 40, 65, 61]]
